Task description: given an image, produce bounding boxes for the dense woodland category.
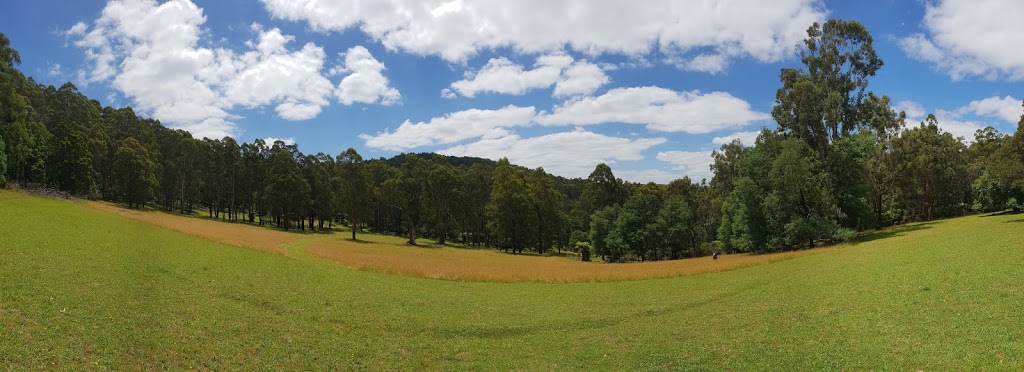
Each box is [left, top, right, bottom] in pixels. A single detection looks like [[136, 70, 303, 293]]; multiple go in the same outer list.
[[2, 21, 1023, 262]]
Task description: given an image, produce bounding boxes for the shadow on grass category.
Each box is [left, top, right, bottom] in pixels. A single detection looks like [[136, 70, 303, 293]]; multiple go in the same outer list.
[[1005, 218, 1024, 223], [852, 221, 938, 245], [981, 210, 1022, 217]]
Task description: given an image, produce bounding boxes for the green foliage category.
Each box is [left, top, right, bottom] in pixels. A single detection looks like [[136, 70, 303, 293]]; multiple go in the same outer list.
[[0, 135, 6, 186], [773, 19, 883, 158], [113, 137, 158, 208], [588, 204, 620, 261], [336, 148, 371, 238], [486, 158, 534, 252]]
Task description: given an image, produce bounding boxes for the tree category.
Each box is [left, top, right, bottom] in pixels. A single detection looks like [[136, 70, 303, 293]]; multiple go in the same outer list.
[[266, 141, 310, 230], [301, 153, 334, 230], [337, 148, 371, 240], [763, 138, 840, 249], [891, 115, 970, 221], [573, 163, 624, 231], [390, 154, 428, 244], [589, 205, 621, 261], [527, 167, 564, 254], [456, 163, 491, 246], [612, 185, 663, 260], [656, 195, 696, 259], [112, 138, 158, 208], [47, 122, 93, 195], [424, 156, 459, 244], [988, 108, 1024, 204], [0, 135, 7, 187], [487, 158, 534, 253], [772, 19, 883, 159]]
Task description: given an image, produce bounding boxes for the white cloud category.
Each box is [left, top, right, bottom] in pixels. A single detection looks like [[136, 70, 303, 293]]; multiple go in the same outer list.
[[439, 129, 667, 179], [447, 54, 608, 98], [670, 53, 730, 74], [535, 86, 769, 133], [960, 95, 1022, 124], [260, 0, 825, 69], [900, 0, 1024, 80], [336, 45, 401, 105], [929, 110, 984, 141], [895, 100, 926, 120], [614, 169, 689, 185], [655, 150, 714, 181], [898, 97, 1022, 141], [47, 63, 63, 77], [898, 100, 981, 141], [263, 137, 296, 146], [553, 60, 609, 97], [66, 22, 87, 37], [712, 131, 760, 146], [69, 0, 359, 139], [360, 105, 536, 151]]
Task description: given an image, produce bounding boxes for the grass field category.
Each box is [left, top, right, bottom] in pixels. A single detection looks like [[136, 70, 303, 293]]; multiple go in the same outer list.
[[3, 190, 1024, 369]]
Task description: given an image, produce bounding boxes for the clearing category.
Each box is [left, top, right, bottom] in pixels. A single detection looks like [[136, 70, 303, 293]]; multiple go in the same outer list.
[[2, 190, 1023, 369]]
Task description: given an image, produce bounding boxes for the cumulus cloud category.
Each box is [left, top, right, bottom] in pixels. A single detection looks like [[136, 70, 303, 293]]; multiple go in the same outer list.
[[960, 95, 1022, 124], [900, 0, 1024, 80], [655, 150, 714, 181], [535, 87, 769, 133], [895, 100, 927, 119], [712, 131, 760, 146], [336, 46, 401, 105], [898, 100, 985, 141], [613, 169, 689, 185], [360, 105, 536, 151], [439, 129, 667, 178], [261, 0, 824, 69], [66, 22, 87, 37], [447, 54, 609, 98], [263, 137, 296, 146], [69, 0, 396, 139]]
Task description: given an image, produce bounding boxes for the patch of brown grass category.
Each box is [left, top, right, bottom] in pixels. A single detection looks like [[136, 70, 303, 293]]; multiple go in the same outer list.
[[82, 201, 298, 254], [83, 200, 840, 282], [305, 237, 840, 282]]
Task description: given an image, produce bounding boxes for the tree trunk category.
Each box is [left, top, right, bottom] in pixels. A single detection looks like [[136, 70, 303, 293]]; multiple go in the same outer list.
[[407, 223, 416, 245]]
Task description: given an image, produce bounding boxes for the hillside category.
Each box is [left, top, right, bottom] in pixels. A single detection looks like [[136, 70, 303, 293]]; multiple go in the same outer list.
[[3, 190, 1023, 369]]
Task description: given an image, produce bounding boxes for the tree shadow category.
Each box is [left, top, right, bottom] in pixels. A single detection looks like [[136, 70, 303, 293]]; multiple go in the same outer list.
[[981, 210, 1022, 217], [1004, 218, 1024, 223], [852, 221, 937, 245]]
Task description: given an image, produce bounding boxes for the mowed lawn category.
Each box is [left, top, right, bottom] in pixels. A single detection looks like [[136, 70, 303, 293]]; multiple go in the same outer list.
[[2, 191, 1023, 369]]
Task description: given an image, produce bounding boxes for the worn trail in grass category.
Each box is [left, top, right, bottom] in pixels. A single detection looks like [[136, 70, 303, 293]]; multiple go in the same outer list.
[[82, 199, 839, 282], [3, 191, 1024, 369]]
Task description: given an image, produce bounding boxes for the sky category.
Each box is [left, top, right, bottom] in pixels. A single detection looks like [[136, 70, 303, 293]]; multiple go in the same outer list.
[[1, 0, 1022, 183]]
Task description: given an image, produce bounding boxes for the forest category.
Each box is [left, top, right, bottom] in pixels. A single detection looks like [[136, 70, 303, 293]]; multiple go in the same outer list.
[[2, 20, 1023, 262]]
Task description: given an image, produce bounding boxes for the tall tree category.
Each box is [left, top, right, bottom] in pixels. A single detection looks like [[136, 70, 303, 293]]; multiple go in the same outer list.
[[527, 167, 564, 254], [573, 163, 624, 232], [773, 19, 883, 159], [113, 137, 158, 208], [337, 148, 371, 240], [487, 158, 533, 253]]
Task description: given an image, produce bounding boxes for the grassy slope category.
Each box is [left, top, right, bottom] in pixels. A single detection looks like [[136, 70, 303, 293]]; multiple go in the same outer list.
[[2, 190, 1023, 369]]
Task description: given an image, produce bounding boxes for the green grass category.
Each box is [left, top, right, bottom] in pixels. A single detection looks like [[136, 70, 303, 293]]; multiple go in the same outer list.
[[2, 190, 1023, 369]]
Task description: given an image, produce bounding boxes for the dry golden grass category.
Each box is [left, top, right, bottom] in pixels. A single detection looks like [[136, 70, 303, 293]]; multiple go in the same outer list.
[[83, 200, 841, 282], [82, 201, 299, 254], [305, 237, 840, 282]]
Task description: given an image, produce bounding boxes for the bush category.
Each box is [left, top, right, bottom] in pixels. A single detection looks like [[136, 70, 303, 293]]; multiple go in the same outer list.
[[575, 242, 591, 262]]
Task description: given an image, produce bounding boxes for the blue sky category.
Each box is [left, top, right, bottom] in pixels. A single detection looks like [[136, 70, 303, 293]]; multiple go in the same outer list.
[[2, 0, 1022, 183]]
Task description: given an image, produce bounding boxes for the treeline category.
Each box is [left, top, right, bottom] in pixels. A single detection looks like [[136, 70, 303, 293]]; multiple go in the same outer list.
[[2, 23, 1023, 261]]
